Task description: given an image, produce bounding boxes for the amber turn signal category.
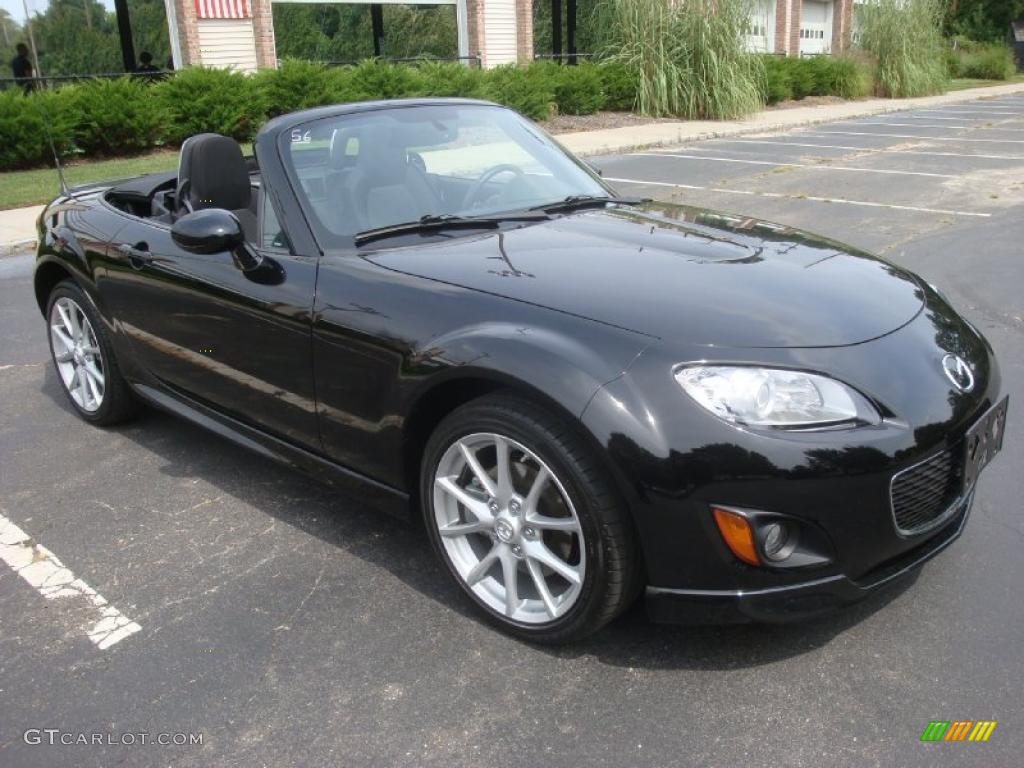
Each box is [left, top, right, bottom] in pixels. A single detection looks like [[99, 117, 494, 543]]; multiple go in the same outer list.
[[712, 507, 761, 566]]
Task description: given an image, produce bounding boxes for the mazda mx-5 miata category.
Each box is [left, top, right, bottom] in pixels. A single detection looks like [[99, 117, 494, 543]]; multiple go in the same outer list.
[[34, 98, 1007, 642]]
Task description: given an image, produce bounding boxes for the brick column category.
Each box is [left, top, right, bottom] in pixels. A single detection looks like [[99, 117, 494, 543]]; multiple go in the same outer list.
[[831, 0, 853, 54], [773, 0, 788, 55], [789, 0, 802, 57], [172, 0, 201, 66], [465, 0, 486, 65], [516, 0, 533, 64], [251, 0, 277, 69]]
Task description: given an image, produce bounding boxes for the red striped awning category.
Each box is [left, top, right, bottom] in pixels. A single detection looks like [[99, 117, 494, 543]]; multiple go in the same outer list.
[[195, 0, 251, 19]]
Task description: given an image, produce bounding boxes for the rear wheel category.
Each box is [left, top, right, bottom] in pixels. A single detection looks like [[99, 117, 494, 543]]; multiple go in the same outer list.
[[46, 280, 138, 425], [421, 394, 639, 643]]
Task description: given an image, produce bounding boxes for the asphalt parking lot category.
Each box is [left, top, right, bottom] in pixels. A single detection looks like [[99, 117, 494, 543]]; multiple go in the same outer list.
[[2, 95, 1023, 768]]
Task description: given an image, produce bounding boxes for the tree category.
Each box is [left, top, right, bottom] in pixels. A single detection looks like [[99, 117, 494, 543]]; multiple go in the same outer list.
[[946, 0, 1024, 42], [25, 0, 170, 77]]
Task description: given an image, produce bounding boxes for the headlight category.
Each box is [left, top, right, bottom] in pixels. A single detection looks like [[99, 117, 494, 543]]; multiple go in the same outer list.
[[675, 365, 880, 428]]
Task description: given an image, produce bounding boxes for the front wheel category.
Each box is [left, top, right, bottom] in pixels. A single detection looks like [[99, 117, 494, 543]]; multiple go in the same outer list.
[[421, 394, 640, 643], [46, 280, 138, 425]]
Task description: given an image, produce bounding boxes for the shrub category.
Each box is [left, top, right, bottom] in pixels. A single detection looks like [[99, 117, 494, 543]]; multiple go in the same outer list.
[[809, 56, 873, 99], [856, 0, 947, 97], [597, 60, 637, 111], [482, 65, 554, 120], [415, 61, 487, 98], [0, 87, 77, 170], [344, 59, 426, 99], [788, 58, 817, 99], [68, 78, 165, 156], [959, 44, 1015, 80], [593, 0, 686, 116], [535, 60, 605, 115], [255, 58, 336, 117], [595, 0, 763, 119], [762, 56, 793, 104], [155, 67, 266, 144]]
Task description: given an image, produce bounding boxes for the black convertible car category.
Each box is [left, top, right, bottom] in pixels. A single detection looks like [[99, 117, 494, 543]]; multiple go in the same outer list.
[[35, 98, 1007, 642]]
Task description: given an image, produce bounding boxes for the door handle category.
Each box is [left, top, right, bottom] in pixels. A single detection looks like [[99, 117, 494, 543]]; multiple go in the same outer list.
[[119, 242, 155, 268]]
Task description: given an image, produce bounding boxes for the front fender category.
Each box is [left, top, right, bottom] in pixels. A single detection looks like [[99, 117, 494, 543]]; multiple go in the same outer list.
[[416, 320, 653, 419]]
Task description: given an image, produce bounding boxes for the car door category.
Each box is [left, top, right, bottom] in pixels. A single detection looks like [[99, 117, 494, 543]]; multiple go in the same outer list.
[[100, 187, 320, 448]]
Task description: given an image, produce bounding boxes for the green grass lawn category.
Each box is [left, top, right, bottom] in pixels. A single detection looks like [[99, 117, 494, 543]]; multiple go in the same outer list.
[[0, 143, 253, 211], [0, 150, 180, 210]]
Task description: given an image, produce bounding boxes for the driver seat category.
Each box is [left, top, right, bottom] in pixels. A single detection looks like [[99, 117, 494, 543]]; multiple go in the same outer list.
[[350, 128, 442, 231], [174, 133, 257, 242]]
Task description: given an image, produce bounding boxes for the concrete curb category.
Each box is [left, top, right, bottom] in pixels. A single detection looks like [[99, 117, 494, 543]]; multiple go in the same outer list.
[[3, 81, 1024, 254], [1, 238, 36, 257]]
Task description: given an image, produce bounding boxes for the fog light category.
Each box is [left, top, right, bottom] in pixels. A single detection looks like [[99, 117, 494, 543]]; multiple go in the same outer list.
[[762, 522, 793, 562], [712, 507, 760, 566]]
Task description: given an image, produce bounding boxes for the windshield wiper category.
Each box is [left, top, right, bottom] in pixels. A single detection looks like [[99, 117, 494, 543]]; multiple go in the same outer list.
[[528, 194, 648, 214], [354, 212, 549, 245]]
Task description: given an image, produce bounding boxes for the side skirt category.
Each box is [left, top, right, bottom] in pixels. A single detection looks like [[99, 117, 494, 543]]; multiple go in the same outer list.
[[130, 382, 412, 520]]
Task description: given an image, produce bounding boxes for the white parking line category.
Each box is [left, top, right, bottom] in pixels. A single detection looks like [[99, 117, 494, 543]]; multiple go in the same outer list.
[[629, 152, 957, 178], [805, 130, 1024, 144], [845, 121, 1024, 132], [901, 115, 991, 121], [0, 513, 141, 650], [926, 108, 1024, 115], [669, 140, 1024, 162], [838, 121, 974, 129], [604, 177, 992, 218]]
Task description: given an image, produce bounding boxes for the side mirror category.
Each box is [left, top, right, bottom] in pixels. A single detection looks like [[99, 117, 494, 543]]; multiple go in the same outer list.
[[171, 209, 244, 255]]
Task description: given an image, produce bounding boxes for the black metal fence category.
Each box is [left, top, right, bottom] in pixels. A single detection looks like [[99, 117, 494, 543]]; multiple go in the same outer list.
[[0, 70, 175, 91], [0, 55, 484, 92]]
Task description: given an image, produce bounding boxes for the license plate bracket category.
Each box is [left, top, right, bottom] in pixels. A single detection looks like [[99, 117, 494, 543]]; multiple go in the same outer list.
[[962, 397, 1009, 491]]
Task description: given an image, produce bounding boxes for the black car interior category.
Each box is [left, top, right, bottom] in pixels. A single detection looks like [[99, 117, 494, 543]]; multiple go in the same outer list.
[[105, 133, 266, 246], [294, 121, 543, 236], [103, 125, 539, 245]]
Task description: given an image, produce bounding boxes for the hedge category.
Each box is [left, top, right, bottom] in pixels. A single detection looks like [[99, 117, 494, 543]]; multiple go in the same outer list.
[[761, 55, 873, 105], [1, 55, 872, 171], [945, 41, 1015, 81]]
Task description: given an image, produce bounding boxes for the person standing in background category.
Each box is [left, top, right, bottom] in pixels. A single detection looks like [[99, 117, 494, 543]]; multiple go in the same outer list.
[[11, 42, 35, 94]]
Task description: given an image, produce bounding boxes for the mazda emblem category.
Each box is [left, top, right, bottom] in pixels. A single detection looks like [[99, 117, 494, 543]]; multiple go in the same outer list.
[[942, 354, 975, 393]]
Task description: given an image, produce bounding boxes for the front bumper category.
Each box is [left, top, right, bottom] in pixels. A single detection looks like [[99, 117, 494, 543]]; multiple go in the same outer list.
[[645, 491, 973, 625]]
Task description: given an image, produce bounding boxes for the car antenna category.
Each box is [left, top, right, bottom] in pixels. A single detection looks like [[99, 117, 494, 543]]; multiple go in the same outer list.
[[31, 89, 70, 196]]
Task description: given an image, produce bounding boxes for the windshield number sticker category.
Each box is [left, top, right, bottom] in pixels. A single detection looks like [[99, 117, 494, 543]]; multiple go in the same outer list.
[[291, 129, 312, 144]]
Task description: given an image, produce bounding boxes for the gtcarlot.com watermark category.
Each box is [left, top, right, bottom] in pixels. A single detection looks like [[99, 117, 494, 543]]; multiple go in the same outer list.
[[24, 729, 203, 747]]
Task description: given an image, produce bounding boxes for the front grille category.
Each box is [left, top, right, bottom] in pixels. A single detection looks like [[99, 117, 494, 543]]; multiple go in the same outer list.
[[890, 447, 963, 535]]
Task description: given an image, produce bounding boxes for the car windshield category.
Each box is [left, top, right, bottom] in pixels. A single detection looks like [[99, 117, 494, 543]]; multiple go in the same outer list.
[[280, 103, 608, 245]]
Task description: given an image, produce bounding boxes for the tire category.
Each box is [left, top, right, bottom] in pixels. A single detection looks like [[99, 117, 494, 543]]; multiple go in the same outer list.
[[421, 392, 640, 643], [46, 279, 138, 426]]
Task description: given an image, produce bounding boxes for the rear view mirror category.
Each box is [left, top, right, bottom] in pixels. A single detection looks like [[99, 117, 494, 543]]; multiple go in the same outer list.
[[171, 209, 244, 255]]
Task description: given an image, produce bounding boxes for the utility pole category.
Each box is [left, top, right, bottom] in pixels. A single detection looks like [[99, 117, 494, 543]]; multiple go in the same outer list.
[[84, 0, 92, 30], [21, 0, 43, 82]]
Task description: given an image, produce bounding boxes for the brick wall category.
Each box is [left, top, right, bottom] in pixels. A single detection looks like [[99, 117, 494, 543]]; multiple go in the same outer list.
[[173, 0, 201, 66], [251, 0, 277, 69], [789, 0, 801, 56], [466, 0, 485, 64], [832, 0, 854, 53], [774, 0, 789, 54], [516, 0, 533, 64]]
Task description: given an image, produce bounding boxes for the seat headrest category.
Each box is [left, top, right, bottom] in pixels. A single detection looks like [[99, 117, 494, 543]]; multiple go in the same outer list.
[[177, 133, 251, 213], [356, 127, 408, 185]]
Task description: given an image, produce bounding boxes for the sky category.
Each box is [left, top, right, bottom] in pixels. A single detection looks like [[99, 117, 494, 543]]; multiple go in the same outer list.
[[1, 0, 115, 26]]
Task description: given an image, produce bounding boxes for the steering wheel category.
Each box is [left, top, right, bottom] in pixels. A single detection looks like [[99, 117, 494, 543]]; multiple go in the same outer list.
[[463, 164, 526, 209]]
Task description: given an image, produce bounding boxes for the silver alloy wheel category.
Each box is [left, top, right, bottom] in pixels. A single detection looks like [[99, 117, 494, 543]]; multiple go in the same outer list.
[[433, 432, 586, 624], [49, 296, 105, 413]]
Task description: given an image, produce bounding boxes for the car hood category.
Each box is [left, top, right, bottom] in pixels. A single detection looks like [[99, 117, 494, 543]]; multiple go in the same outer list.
[[366, 203, 926, 348]]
